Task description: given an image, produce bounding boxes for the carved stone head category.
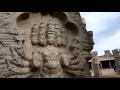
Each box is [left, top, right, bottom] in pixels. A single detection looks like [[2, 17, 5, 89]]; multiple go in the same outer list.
[[46, 20, 56, 45], [38, 22, 47, 46], [30, 24, 39, 45], [46, 32, 56, 45], [55, 24, 62, 46]]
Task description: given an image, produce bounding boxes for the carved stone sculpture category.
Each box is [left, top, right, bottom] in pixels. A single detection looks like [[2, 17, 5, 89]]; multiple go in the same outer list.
[[80, 17, 94, 77], [0, 12, 94, 78]]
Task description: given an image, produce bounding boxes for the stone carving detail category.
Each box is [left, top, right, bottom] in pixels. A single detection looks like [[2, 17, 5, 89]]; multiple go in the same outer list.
[[31, 20, 70, 78], [65, 38, 87, 78], [38, 22, 46, 46], [80, 17, 94, 77], [0, 12, 94, 78], [30, 24, 39, 45]]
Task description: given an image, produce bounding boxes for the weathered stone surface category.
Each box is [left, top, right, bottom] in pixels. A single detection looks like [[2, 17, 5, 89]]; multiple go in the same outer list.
[[0, 12, 94, 78]]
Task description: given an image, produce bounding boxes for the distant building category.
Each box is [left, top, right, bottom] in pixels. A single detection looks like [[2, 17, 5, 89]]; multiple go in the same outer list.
[[89, 50, 115, 70]]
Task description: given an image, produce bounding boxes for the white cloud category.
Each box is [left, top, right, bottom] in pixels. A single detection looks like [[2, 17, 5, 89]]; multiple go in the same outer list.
[[81, 12, 120, 34], [80, 12, 120, 56], [94, 29, 120, 55]]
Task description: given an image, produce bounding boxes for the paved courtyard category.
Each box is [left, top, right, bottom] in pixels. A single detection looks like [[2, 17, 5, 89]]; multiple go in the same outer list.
[[90, 69, 120, 78]]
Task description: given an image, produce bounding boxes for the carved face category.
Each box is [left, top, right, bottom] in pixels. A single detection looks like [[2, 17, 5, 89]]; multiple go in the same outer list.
[[47, 34, 56, 45], [47, 24, 54, 30], [30, 28, 38, 45], [30, 34, 38, 45], [39, 28, 46, 35], [32, 28, 38, 34], [16, 46, 25, 56], [38, 35, 46, 46], [56, 37, 61, 46]]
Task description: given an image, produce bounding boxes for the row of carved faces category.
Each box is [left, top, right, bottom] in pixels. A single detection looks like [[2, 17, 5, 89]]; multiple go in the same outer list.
[[30, 20, 67, 47]]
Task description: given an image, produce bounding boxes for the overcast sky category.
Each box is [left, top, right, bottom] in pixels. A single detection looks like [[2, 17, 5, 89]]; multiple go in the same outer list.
[[80, 12, 120, 56]]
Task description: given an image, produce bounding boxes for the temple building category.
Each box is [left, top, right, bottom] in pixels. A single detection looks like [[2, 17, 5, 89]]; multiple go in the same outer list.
[[89, 50, 115, 70]]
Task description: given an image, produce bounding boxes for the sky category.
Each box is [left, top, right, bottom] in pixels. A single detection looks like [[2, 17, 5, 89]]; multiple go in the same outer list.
[[80, 12, 120, 56]]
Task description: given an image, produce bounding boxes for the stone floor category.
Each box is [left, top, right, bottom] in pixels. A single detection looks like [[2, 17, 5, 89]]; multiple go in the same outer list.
[[90, 69, 120, 78]]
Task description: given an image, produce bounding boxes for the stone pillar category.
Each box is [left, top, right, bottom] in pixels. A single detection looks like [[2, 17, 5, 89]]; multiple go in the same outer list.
[[112, 49, 120, 74], [109, 61, 112, 68], [91, 52, 102, 77], [100, 62, 103, 69]]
